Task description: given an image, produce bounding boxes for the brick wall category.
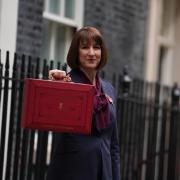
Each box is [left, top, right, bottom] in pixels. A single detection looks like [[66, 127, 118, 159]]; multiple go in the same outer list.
[[16, 0, 148, 79], [84, 0, 149, 80], [16, 0, 44, 58]]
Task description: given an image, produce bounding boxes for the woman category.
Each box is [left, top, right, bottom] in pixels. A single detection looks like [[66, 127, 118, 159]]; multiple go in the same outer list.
[[46, 26, 120, 180]]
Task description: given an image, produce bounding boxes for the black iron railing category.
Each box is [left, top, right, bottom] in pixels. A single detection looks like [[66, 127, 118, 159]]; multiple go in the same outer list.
[[0, 51, 179, 180]]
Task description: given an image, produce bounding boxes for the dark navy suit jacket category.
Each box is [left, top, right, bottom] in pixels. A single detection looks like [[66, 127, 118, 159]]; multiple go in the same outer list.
[[46, 69, 120, 180]]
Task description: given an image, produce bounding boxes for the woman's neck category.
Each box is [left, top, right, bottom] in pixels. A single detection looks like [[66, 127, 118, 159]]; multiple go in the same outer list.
[[79, 67, 97, 85]]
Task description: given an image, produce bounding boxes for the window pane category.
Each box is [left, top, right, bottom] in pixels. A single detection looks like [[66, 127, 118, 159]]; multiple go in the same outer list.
[[49, 0, 60, 15], [40, 20, 67, 64], [55, 25, 66, 62], [40, 20, 51, 60], [65, 0, 75, 19]]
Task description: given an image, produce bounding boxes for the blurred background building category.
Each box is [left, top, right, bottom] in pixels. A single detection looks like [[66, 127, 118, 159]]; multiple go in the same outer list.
[[0, 1, 180, 180], [145, 0, 180, 86], [0, 0, 147, 80], [0, 0, 180, 85]]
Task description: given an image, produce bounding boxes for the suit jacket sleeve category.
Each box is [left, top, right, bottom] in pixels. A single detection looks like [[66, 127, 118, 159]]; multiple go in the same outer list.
[[111, 118, 121, 180], [110, 86, 121, 180]]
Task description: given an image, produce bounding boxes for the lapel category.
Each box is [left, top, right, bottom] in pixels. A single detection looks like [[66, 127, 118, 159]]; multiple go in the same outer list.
[[100, 78, 115, 113], [100, 78, 111, 98], [70, 69, 114, 104], [69, 69, 116, 131], [100, 78, 116, 130]]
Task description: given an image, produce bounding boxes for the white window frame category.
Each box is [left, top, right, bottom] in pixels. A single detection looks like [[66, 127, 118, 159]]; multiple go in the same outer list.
[[42, 0, 84, 63], [144, 0, 176, 86], [43, 0, 84, 29]]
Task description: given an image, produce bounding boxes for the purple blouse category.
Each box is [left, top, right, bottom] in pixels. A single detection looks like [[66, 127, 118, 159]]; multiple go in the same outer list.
[[76, 69, 110, 130]]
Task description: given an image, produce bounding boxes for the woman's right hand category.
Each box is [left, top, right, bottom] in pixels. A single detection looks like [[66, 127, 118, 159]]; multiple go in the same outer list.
[[48, 69, 71, 82]]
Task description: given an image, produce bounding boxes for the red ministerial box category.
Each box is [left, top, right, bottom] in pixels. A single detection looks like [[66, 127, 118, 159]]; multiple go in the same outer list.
[[21, 78, 95, 134]]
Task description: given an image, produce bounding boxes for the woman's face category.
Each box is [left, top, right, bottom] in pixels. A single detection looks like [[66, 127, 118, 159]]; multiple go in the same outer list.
[[78, 39, 101, 72]]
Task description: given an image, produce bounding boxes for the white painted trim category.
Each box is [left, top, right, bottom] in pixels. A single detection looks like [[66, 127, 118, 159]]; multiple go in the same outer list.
[[61, 0, 65, 17], [172, 1, 180, 85], [158, 36, 174, 48], [64, 27, 73, 63], [0, 2, 19, 179], [44, 0, 49, 12], [75, 0, 84, 28], [0, 0, 2, 36], [49, 23, 57, 60], [144, 0, 163, 82], [43, 0, 84, 28], [0, 0, 19, 66], [42, 0, 84, 66], [159, 0, 176, 86], [144, 0, 176, 85], [43, 11, 79, 28]]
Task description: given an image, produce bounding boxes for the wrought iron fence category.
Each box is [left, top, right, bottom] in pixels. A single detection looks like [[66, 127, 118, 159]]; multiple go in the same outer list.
[[114, 70, 180, 180], [0, 51, 179, 180]]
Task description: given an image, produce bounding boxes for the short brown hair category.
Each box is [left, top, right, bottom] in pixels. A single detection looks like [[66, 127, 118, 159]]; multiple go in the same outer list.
[[67, 26, 108, 70]]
